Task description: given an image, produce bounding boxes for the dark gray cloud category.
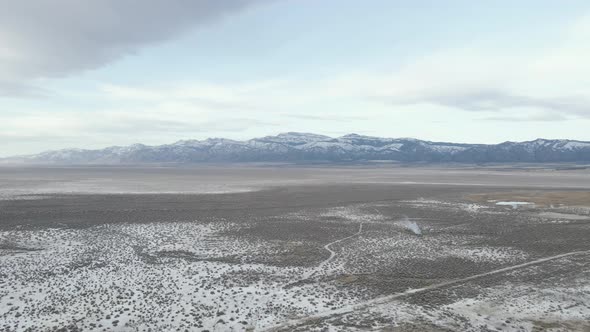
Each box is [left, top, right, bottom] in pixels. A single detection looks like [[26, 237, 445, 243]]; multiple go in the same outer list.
[[0, 0, 265, 94]]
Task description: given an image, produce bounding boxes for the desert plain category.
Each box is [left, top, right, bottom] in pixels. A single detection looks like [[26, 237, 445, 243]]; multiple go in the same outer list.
[[1, 165, 589, 331]]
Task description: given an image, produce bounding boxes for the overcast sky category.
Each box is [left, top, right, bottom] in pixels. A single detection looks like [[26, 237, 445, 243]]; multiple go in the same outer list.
[[1, 0, 590, 156]]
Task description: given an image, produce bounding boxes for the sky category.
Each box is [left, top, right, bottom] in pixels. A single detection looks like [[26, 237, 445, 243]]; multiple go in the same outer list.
[[1, 0, 590, 156]]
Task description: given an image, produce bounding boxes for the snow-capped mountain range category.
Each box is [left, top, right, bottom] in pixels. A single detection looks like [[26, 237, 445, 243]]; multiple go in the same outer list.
[[5, 133, 590, 164]]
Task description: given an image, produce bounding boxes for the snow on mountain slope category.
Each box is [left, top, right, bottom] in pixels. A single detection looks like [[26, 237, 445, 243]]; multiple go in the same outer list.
[[4, 133, 590, 164]]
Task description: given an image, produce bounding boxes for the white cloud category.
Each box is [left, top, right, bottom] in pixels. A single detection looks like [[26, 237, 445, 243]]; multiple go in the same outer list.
[[289, 13, 590, 119]]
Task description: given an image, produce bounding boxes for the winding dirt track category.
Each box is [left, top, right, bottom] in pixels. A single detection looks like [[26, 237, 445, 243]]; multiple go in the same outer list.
[[302, 222, 363, 280], [294, 222, 364, 283], [316, 223, 363, 271], [265, 250, 590, 331]]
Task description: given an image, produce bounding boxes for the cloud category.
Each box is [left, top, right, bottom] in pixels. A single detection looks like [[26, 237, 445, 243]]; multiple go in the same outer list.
[[0, 0, 265, 94], [0, 108, 276, 138], [385, 89, 590, 116], [345, 14, 590, 118], [0, 80, 47, 98], [89, 116, 278, 135], [99, 81, 276, 112], [283, 113, 367, 121], [482, 112, 571, 122]]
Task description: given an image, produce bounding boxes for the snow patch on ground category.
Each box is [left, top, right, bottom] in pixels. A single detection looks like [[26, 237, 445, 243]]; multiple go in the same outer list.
[[445, 282, 590, 331], [317, 206, 385, 223], [496, 201, 535, 209], [0, 222, 361, 331], [447, 247, 528, 264]]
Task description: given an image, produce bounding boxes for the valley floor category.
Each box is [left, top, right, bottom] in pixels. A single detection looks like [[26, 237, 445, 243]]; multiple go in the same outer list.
[[1, 166, 589, 331]]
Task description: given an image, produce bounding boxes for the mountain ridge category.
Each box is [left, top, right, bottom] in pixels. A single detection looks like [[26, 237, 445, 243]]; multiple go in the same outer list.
[[4, 132, 590, 164]]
